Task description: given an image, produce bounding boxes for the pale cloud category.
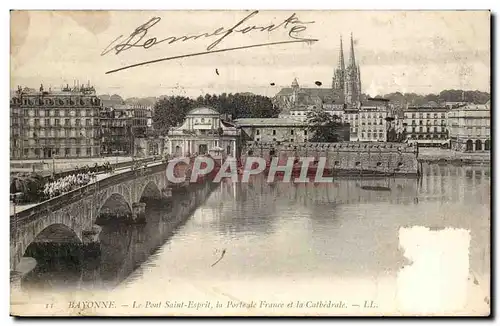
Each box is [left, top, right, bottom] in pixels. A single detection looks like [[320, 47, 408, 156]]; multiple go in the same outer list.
[[10, 10, 490, 98]]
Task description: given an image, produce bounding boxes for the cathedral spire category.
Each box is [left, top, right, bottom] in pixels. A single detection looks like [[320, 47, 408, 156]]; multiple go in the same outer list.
[[338, 35, 345, 72], [349, 32, 356, 67]]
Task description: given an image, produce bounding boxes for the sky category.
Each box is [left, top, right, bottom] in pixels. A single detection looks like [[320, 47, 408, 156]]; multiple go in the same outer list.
[[10, 10, 490, 98]]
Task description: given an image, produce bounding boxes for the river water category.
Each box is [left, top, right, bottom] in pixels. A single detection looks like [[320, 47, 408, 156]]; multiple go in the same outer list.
[[16, 163, 490, 316]]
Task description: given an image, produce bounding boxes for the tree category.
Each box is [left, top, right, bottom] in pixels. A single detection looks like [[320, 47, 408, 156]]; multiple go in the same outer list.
[[152, 93, 279, 135], [193, 93, 278, 119], [306, 110, 343, 142], [152, 96, 196, 135]]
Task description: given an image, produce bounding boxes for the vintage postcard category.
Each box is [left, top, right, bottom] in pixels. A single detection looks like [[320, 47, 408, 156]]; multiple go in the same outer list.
[[10, 10, 490, 316]]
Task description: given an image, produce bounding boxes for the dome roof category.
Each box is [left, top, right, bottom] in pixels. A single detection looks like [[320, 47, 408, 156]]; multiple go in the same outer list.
[[187, 107, 219, 116]]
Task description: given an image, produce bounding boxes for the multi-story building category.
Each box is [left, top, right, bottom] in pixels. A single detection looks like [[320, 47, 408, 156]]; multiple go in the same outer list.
[[236, 118, 310, 143], [167, 107, 240, 157], [235, 117, 350, 143], [131, 104, 149, 137], [341, 99, 388, 142], [99, 104, 152, 156], [403, 106, 449, 147], [100, 106, 133, 155], [10, 83, 102, 159], [448, 102, 491, 152]]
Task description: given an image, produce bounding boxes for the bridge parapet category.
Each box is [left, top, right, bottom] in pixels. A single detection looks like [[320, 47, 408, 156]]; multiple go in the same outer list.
[[10, 162, 170, 243]]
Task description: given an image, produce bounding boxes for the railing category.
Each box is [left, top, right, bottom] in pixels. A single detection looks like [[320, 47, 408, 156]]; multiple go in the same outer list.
[[10, 162, 169, 236]]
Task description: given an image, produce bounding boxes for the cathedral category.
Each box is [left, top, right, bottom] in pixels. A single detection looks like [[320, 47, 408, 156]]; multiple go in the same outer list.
[[332, 33, 362, 107], [274, 33, 362, 111]]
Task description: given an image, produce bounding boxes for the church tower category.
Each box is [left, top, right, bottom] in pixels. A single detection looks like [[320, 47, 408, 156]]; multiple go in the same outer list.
[[344, 33, 361, 106], [332, 35, 345, 99]]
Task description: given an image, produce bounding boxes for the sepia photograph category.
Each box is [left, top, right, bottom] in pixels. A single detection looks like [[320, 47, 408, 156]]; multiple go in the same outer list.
[[8, 9, 491, 316]]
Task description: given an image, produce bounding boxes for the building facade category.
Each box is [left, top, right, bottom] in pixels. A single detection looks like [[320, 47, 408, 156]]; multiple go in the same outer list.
[[403, 106, 449, 147], [99, 104, 152, 156], [235, 117, 350, 143], [340, 100, 389, 142], [10, 84, 101, 159], [448, 102, 491, 152], [275, 33, 362, 115], [99, 106, 133, 155], [167, 107, 240, 157], [235, 118, 310, 143]]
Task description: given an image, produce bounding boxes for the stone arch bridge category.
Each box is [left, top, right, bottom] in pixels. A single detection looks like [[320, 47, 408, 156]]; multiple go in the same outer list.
[[10, 162, 183, 272]]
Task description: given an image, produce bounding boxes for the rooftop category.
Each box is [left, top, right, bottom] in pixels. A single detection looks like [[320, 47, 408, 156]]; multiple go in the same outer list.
[[186, 107, 220, 116], [234, 118, 307, 127]]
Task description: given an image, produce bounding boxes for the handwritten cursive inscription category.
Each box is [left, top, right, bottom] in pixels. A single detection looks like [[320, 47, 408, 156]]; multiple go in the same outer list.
[[102, 11, 318, 74]]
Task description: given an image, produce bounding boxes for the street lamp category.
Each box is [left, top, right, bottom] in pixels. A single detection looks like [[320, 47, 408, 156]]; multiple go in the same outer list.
[[52, 150, 57, 178]]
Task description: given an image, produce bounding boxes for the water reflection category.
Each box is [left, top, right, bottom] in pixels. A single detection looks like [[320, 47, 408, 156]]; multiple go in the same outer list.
[[22, 163, 490, 292], [22, 182, 218, 293]]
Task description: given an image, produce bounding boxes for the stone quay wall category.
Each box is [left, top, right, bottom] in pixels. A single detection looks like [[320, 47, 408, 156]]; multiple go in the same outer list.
[[241, 141, 419, 176]]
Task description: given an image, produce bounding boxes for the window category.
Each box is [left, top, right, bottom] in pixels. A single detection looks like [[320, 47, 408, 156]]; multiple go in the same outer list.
[[291, 130, 294, 135], [55, 148, 60, 156], [44, 118, 50, 126], [256, 138, 260, 141], [434, 127, 438, 133], [304, 130, 307, 135], [65, 119, 70, 126], [379, 133, 383, 138], [86, 148, 91, 156], [34, 119, 40, 127], [54, 109, 59, 117], [45, 110, 50, 117], [256, 129, 260, 135], [76, 119, 81, 127], [290, 138, 294, 142], [34, 109, 39, 117], [86, 109, 91, 117], [23, 118, 28, 125], [272, 130, 276, 136]]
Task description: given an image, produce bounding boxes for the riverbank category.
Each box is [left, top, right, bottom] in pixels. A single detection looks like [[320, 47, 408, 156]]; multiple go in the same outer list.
[[418, 148, 490, 165]]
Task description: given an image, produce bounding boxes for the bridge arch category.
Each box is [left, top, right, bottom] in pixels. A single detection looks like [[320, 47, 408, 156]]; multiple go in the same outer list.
[[95, 192, 133, 224], [13, 211, 88, 271], [24, 223, 83, 259], [30, 223, 82, 245], [138, 180, 162, 202]]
